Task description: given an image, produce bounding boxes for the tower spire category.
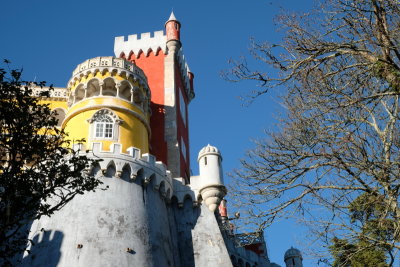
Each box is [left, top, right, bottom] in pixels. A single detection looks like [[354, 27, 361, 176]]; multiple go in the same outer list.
[[168, 11, 177, 22], [165, 11, 181, 42]]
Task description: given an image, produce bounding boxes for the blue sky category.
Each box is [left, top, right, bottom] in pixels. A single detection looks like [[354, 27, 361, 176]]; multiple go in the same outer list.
[[1, 0, 315, 265]]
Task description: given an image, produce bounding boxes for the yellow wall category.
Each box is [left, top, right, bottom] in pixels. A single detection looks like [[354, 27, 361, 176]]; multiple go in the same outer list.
[[63, 97, 149, 154], [41, 99, 68, 111], [39, 70, 150, 154]]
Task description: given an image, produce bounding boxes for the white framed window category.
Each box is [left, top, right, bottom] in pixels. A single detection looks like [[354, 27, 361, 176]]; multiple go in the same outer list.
[[95, 115, 114, 139], [88, 109, 123, 141]]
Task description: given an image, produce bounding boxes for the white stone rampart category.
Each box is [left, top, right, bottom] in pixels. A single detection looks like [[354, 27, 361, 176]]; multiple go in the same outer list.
[[72, 141, 229, 214], [71, 143, 227, 212], [172, 177, 198, 207], [171, 174, 227, 210], [73, 142, 227, 209], [23, 142, 178, 267], [114, 31, 167, 58], [68, 57, 149, 92]]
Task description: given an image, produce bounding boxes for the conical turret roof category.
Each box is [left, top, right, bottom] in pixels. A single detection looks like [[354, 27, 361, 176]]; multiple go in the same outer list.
[[165, 11, 180, 26], [168, 11, 177, 21]]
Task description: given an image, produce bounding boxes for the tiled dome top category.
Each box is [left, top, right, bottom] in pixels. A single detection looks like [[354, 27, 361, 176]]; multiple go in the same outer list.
[[284, 247, 302, 260], [198, 144, 221, 160]]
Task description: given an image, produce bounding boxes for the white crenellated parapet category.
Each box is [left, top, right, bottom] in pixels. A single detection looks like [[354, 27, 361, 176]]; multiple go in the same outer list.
[[72, 142, 226, 210], [73, 142, 173, 200], [32, 86, 68, 99], [68, 57, 149, 91], [114, 31, 167, 58], [113, 31, 194, 102], [172, 177, 197, 208]]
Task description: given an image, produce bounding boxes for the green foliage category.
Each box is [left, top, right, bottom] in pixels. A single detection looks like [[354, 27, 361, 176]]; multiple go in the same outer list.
[[350, 193, 396, 241], [0, 61, 102, 264], [329, 193, 393, 266], [330, 237, 388, 267]]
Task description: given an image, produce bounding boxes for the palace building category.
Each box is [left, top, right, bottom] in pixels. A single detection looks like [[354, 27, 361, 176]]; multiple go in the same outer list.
[[19, 13, 302, 267]]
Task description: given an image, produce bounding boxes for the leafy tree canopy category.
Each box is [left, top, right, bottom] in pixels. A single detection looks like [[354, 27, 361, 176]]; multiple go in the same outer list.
[[0, 61, 102, 264]]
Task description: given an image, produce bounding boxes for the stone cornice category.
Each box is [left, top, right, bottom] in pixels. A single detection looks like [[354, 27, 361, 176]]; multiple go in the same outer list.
[[68, 57, 148, 91]]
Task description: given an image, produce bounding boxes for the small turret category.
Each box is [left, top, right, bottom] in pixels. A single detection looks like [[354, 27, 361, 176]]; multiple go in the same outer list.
[[165, 12, 181, 54], [165, 11, 181, 42], [198, 145, 226, 212], [284, 247, 303, 267]]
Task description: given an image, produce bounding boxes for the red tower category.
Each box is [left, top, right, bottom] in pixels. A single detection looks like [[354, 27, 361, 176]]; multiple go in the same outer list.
[[114, 12, 194, 181]]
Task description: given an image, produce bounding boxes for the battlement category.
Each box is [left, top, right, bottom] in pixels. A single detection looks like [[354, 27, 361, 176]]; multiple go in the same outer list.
[[172, 177, 198, 207], [32, 86, 68, 100], [114, 30, 167, 58], [68, 57, 148, 89], [71, 142, 225, 209], [73, 142, 173, 199], [114, 31, 194, 101]]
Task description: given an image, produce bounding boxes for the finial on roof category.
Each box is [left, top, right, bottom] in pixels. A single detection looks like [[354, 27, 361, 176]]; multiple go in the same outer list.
[[168, 11, 177, 21]]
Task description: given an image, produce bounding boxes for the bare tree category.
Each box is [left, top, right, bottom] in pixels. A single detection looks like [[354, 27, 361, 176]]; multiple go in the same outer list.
[[224, 0, 400, 264]]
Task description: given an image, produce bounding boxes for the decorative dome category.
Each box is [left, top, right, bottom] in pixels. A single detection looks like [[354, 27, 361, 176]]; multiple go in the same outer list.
[[197, 144, 221, 161], [284, 247, 302, 260]]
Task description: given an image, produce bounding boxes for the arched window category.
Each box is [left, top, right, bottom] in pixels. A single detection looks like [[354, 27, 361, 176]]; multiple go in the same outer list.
[[95, 113, 114, 139], [118, 80, 132, 101], [86, 78, 101, 98], [103, 78, 117, 96], [132, 88, 144, 107], [88, 109, 123, 141], [74, 84, 85, 103]]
